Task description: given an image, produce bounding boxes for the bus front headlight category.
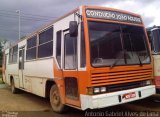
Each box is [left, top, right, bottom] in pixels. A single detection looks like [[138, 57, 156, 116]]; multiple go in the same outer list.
[[142, 80, 152, 86], [94, 87, 100, 93], [145, 80, 152, 85], [94, 87, 106, 93], [100, 87, 106, 92], [87, 86, 107, 95]]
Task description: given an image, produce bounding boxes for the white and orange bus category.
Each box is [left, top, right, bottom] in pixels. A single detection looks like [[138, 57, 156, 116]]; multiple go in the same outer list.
[[147, 26, 160, 93], [2, 6, 155, 113]]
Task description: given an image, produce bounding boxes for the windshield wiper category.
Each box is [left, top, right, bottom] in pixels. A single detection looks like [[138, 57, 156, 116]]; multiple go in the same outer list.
[[110, 32, 127, 68], [129, 34, 143, 66], [136, 52, 143, 66], [110, 52, 124, 68]]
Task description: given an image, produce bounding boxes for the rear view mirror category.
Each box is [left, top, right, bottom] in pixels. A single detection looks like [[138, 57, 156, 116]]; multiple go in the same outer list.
[[69, 21, 78, 37]]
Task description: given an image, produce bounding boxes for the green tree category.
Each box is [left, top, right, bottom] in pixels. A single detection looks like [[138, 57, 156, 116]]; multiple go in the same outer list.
[[0, 38, 7, 67]]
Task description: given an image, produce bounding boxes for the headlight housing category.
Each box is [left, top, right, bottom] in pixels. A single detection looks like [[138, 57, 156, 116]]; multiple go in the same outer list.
[[142, 80, 152, 86], [100, 87, 106, 92], [94, 87, 100, 93], [87, 86, 107, 95], [145, 80, 152, 85]]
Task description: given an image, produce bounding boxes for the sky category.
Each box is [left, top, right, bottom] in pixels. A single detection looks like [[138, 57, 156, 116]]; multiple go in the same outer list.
[[0, 0, 159, 43]]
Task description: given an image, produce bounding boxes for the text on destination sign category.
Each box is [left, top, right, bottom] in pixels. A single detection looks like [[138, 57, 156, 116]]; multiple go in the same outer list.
[[86, 9, 142, 24]]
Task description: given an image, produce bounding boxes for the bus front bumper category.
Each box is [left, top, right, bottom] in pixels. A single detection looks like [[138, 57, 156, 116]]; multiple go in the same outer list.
[[80, 85, 155, 110]]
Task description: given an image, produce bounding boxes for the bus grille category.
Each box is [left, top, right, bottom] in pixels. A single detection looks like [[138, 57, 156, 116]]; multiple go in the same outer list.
[[91, 68, 152, 87], [107, 81, 146, 93]]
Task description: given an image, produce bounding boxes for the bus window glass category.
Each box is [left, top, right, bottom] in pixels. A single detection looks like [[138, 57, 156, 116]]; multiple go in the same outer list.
[[12, 45, 18, 63], [9, 48, 12, 63], [88, 21, 150, 67], [27, 36, 37, 49], [38, 41, 53, 58], [64, 34, 77, 69], [38, 27, 53, 58], [26, 48, 36, 60], [39, 27, 53, 44], [9, 45, 18, 63], [147, 31, 154, 51], [26, 36, 37, 60], [122, 25, 150, 64], [56, 30, 62, 67], [152, 29, 160, 53]]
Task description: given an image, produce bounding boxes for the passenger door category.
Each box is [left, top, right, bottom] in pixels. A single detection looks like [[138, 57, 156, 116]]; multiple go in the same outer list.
[[19, 47, 25, 88], [62, 31, 80, 106]]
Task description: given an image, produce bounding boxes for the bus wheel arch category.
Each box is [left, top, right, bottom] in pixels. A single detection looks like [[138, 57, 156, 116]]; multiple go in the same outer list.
[[45, 80, 56, 98], [10, 75, 18, 94], [10, 75, 13, 85], [46, 80, 67, 113]]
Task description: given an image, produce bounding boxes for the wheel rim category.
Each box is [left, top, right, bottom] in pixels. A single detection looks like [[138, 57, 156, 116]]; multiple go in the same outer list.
[[52, 90, 60, 106]]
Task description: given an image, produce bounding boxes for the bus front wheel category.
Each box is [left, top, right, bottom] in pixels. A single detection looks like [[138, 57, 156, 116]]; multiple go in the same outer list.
[[50, 85, 66, 113]]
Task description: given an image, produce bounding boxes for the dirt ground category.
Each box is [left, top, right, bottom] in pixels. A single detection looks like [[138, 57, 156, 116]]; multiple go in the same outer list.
[[0, 84, 160, 117]]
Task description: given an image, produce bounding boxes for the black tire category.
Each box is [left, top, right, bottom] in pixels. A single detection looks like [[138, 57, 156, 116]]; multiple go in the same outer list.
[[50, 85, 67, 113], [11, 79, 19, 94]]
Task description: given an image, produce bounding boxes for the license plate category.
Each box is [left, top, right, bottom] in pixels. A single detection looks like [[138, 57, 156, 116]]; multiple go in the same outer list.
[[122, 92, 136, 100]]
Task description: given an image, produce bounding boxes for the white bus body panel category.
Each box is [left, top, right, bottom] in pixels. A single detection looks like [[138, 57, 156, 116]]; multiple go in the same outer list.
[[24, 58, 53, 96]]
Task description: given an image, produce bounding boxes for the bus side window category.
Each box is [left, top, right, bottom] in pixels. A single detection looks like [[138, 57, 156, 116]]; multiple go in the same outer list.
[[26, 36, 37, 60], [152, 30, 160, 53], [38, 27, 53, 58], [56, 30, 62, 68], [147, 31, 154, 51], [64, 33, 77, 70], [9, 45, 18, 63]]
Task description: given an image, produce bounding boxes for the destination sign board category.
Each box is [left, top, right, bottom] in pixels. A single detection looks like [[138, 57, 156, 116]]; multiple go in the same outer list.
[[86, 9, 142, 24]]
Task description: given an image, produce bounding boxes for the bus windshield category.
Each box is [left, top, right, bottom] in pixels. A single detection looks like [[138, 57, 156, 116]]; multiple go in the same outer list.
[[88, 21, 150, 67]]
